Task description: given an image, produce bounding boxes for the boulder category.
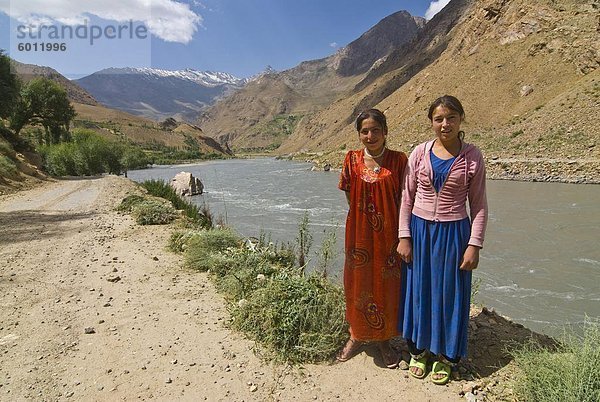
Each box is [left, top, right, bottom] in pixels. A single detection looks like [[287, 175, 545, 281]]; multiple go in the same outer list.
[[170, 172, 204, 196]]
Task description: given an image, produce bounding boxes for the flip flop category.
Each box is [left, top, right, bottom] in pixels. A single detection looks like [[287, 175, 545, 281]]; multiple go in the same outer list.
[[408, 354, 428, 379], [431, 360, 451, 385], [336, 339, 363, 362]]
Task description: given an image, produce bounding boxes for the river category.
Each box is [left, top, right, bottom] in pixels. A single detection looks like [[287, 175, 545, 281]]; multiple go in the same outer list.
[[127, 158, 600, 337]]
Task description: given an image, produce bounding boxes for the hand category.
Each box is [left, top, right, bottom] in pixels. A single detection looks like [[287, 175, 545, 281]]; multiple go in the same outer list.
[[460, 245, 480, 270], [397, 238, 412, 264]]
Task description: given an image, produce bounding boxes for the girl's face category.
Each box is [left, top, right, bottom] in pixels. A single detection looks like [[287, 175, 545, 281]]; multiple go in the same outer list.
[[358, 118, 387, 152], [431, 105, 463, 144]]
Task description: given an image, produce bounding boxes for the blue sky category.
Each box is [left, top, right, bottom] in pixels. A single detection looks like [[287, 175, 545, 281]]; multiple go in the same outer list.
[[0, 0, 451, 79]]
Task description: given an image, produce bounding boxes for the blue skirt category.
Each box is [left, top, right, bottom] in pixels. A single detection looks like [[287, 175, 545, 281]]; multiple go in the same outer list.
[[400, 214, 472, 359]]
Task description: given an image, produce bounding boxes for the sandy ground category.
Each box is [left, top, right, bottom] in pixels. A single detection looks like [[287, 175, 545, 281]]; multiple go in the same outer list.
[[0, 175, 553, 401]]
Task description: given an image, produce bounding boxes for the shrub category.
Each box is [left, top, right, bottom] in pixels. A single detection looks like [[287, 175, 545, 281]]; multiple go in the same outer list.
[[40, 142, 77, 176], [296, 211, 313, 268], [0, 137, 16, 158], [184, 228, 241, 271], [40, 129, 124, 176], [117, 194, 147, 213], [131, 199, 177, 225], [231, 270, 347, 363], [212, 249, 279, 298], [168, 229, 203, 253], [0, 154, 18, 179], [121, 146, 150, 170], [179, 215, 348, 364], [314, 225, 338, 278], [512, 319, 600, 402], [142, 179, 212, 228]]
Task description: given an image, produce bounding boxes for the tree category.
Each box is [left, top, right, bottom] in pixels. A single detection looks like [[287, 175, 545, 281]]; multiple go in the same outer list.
[[11, 77, 76, 144], [0, 50, 20, 120]]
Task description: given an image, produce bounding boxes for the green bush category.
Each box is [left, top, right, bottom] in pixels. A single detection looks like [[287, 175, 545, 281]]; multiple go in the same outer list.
[[142, 179, 212, 228], [121, 146, 150, 170], [169, 229, 202, 253], [231, 270, 347, 363], [178, 216, 348, 364], [0, 137, 16, 158], [40, 129, 123, 176], [40, 142, 76, 176], [131, 199, 177, 225], [184, 228, 241, 270], [213, 252, 277, 300], [0, 154, 18, 179], [117, 194, 147, 213], [512, 320, 600, 402]]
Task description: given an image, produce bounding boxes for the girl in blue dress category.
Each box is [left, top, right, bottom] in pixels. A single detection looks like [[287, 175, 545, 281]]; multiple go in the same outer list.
[[397, 95, 488, 385]]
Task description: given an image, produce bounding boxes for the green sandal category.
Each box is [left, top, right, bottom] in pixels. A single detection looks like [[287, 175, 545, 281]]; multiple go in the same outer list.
[[431, 360, 452, 385], [408, 354, 428, 379]]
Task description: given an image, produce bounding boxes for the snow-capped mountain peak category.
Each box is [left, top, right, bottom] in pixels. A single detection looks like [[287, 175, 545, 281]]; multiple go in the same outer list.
[[92, 67, 247, 87]]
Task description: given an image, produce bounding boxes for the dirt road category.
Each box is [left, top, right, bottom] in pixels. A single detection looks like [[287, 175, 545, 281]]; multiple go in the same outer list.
[[0, 175, 481, 401]]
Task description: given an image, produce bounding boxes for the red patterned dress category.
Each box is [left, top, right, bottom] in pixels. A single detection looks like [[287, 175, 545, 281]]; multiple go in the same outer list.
[[338, 149, 408, 341]]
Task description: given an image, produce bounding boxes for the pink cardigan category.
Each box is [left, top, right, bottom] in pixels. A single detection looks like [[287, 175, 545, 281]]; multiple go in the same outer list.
[[398, 140, 488, 247]]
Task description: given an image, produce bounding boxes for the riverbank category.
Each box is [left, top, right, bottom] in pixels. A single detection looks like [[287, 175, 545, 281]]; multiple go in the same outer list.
[[284, 152, 600, 184], [0, 175, 562, 400]]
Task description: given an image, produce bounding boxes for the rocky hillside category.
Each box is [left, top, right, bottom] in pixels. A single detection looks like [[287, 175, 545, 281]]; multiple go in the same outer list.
[[196, 0, 598, 182], [276, 0, 599, 183], [197, 11, 425, 152], [11, 60, 99, 106], [76, 68, 246, 122]]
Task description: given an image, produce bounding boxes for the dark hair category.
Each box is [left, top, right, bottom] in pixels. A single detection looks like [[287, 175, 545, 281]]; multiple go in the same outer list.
[[428, 95, 466, 140], [427, 95, 465, 121], [355, 108, 387, 133]]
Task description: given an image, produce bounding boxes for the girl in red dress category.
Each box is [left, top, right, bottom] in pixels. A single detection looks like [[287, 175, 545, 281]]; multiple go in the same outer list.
[[337, 109, 408, 368]]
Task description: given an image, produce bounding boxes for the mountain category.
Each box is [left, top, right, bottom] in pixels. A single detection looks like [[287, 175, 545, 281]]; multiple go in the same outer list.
[[196, 0, 597, 182], [278, 0, 599, 171], [76, 67, 246, 122], [197, 10, 425, 151], [11, 60, 99, 106]]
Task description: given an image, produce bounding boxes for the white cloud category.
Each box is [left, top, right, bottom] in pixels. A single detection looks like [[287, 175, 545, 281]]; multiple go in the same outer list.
[[0, 0, 201, 43], [329, 42, 338, 48], [425, 0, 451, 20]]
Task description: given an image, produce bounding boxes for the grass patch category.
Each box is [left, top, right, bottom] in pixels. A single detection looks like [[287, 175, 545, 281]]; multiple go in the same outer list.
[[512, 319, 600, 402], [176, 215, 347, 364], [117, 194, 147, 213], [119, 179, 214, 228], [231, 270, 347, 363], [0, 154, 18, 179], [183, 228, 241, 271], [131, 199, 177, 225], [141, 179, 212, 228]]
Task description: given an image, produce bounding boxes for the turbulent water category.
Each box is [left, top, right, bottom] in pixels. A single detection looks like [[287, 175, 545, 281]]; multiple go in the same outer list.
[[128, 158, 600, 337]]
